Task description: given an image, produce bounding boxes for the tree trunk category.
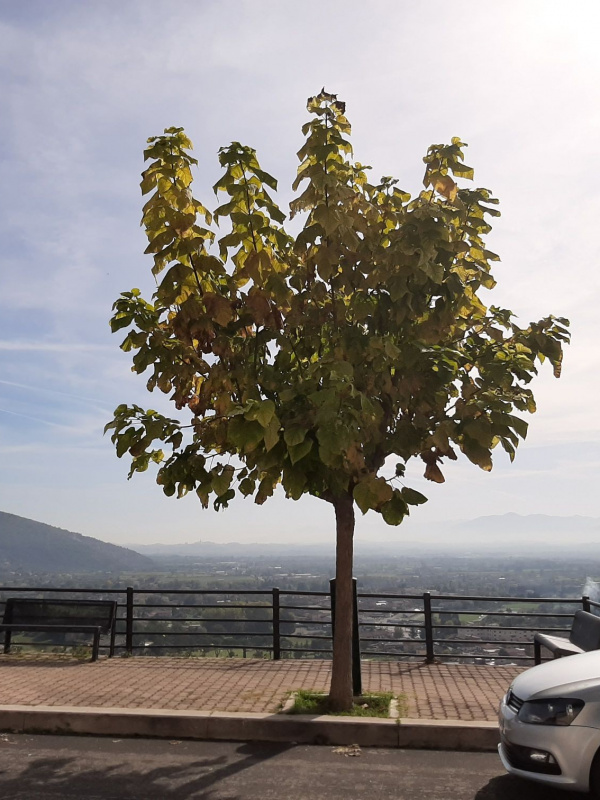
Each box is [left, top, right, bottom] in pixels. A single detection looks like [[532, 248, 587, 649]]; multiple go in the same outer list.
[[328, 491, 355, 711]]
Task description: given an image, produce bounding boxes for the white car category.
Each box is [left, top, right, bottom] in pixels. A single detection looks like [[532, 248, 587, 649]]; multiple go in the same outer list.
[[499, 650, 600, 795]]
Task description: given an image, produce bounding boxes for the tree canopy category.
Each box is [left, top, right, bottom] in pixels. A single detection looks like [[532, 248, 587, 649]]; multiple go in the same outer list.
[[107, 89, 569, 708]]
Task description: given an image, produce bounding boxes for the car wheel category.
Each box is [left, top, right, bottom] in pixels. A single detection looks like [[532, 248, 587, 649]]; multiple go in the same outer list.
[[589, 749, 600, 798]]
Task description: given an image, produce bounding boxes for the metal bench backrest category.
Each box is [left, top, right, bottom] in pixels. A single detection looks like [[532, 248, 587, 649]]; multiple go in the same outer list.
[[2, 599, 117, 634], [571, 610, 600, 651]]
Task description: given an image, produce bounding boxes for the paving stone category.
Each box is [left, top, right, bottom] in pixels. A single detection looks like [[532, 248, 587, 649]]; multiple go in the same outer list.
[[0, 656, 523, 722]]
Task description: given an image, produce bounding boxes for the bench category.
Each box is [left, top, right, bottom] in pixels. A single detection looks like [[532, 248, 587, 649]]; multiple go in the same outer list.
[[534, 609, 600, 665], [0, 598, 117, 662]]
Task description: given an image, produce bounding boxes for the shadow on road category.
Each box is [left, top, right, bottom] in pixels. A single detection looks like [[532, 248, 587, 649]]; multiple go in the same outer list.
[[0, 742, 293, 799], [475, 774, 584, 799]]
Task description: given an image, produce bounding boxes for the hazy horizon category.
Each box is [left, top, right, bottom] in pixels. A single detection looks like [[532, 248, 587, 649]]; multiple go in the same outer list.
[[4, 508, 600, 553]]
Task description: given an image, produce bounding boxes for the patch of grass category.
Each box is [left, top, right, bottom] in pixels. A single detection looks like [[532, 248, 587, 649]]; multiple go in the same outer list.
[[287, 690, 397, 717]]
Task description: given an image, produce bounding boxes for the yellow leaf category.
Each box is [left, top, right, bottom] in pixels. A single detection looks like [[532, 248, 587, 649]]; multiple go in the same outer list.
[[433, 175, 457, 202]]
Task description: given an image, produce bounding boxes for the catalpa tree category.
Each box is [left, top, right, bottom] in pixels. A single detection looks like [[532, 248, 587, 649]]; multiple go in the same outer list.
[[107, 90, 569, 710]]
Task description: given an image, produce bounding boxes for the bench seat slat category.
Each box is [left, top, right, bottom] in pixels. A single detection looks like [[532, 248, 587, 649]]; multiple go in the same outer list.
[[0, 624, 102, 633]]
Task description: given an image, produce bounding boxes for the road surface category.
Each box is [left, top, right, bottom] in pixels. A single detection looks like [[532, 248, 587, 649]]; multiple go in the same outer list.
[[0, 733, 585, 799]]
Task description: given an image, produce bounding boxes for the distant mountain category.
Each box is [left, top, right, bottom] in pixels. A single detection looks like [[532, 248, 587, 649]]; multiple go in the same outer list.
[[459, 513, 600, 537], [133, 514, 600, 557], [371, 513, 600, 553], [0, 511, 154, 573], [134, 540, 332, 557], [441, 513, 600, 551]]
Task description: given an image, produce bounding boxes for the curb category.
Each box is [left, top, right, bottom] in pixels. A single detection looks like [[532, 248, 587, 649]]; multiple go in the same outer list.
[[0, 705, 499, 751]]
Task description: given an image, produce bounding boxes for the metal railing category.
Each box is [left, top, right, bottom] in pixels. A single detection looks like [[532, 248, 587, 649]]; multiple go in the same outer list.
[[0, 585, 591, 666]]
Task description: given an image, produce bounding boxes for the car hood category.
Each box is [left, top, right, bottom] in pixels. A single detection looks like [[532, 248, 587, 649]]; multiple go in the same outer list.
[[512, 651, 600, 701]]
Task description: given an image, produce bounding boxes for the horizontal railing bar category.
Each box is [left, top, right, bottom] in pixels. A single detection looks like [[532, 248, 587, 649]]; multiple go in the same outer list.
[[361, 637, 422, 643], [132, 603, 272, 610], [358, 608, 424, 617], [134, 604, 272, 611], [357, 593, 425, 600], [355, 609, 424, 615], [361, 651, 425, 658], [432, 625, 568, 633], [279, 605, 331, 612], [278, 591, 329, 597], [133, 631, 271, 638], [433, 610, 575, 618], [358, 621, 423, 628], [132, 618, 271, 624], [132, 645, 274, 651], [279, 648, 332, 653], [430, 594, 581, 603], [281, 634, 332, 640], [129, 589, 272, 595], [0, 588, 124, 594], [3, 642, 113, 649], [431, 638, 533, 645]]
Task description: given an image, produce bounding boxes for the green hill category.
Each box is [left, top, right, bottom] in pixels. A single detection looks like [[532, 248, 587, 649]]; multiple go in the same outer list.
[[0, 511, 154, 573]]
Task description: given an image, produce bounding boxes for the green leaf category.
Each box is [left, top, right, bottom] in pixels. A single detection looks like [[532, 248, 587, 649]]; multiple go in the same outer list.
[[330, 360, 354, 380], [353, 476, 393, 514], [463, 419, 494, 448], [196, 484, 210, 508], [400, 487, 428, 506], [505, 413, 528, 439], [239, 477, 256, 496], [289, 438, 313, 465], [383, 340, 400, 359], [214, 488, 235, 509], [284, 426, 307, 447], [228, 418, 265, 453], [461, 438, 493, 471], [263, 418, 280, 451], [451, 162, 474, 180], [252, 399, 276, 428], [255, 476, 277, 505], [282, 467, 307, 500], [111, 313, 133, 332], [381, 491, 410, 525], [212, 465, 234, 496]]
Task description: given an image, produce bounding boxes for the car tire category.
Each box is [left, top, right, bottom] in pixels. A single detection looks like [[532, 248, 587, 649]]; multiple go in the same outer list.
[[589, 749, 600, 798]]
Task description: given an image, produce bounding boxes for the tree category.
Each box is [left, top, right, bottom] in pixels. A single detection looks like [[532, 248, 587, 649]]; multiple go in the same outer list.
[[106, 90, 569, 710]]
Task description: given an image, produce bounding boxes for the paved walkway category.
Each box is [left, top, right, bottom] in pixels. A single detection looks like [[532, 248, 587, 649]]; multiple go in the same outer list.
[[0, 657, 523, 722]]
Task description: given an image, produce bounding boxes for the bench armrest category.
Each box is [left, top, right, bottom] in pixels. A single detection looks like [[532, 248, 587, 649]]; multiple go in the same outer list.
[[533, 632, 584, 665]]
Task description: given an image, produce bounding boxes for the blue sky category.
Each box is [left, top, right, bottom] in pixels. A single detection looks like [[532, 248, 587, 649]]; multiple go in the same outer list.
[[1, 0, 599, 546]]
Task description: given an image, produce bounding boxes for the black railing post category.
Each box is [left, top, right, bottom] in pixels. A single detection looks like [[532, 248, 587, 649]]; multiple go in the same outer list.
[[352, 577, 362, 695], [330, 578, 362, 696], [272, 587, 281, 660], [423, 591, 435, 664], [583, 594, 591, 613], [126, 586, 134, 655]]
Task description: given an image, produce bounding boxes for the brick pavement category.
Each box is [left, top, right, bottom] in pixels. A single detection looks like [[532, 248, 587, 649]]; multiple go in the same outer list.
[[0, 656, 523, 721]]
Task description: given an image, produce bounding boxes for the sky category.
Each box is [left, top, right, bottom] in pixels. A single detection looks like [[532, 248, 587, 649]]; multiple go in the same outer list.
[[1, 0, 599, 547]]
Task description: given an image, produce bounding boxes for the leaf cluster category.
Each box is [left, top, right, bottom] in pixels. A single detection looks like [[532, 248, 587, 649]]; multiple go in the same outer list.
[[107, 92, 569, 525]]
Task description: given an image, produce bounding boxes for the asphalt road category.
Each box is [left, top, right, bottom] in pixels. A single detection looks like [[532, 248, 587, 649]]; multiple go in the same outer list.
[[0, 734, 588, 800]]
